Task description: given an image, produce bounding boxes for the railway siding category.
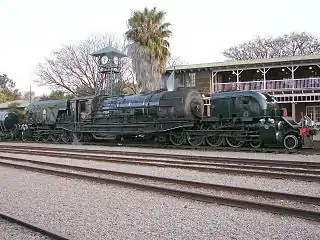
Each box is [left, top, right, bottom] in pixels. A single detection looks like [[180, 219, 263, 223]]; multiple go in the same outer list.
[[0, 142, 319, 162], [1, 143, 319, 239], [0, 151, 319, 197], [1, 166, 319, 240], [0, 156, 319, 215]]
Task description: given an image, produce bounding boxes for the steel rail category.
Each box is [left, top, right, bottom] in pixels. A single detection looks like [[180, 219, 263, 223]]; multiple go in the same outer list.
[[1, 155, 319, 204], [0, 212, 70, 240], [0, 159, 319, 222], [3, 140, 320, 155], [2, 148, 320, 174], [0, 145, 319, 168], [0, 148, 319, 182]]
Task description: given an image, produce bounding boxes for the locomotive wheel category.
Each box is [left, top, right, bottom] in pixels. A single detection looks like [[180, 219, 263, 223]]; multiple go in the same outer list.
[[283, 134, 299, 150], [205, 126, 223, 147], [186, 125, 204, 146], [71, 133, 83, 142], [226, 136, 245, 148], [41, 134, 50, 142], [34, 135, 41, 142], [187, 133, 203, 146], [60, 131, 69, 143], [50, 134, 60, 142], [169, 129, 185, 146], [249, 137, 262, 148], [75, 133, 83, 142], [83, 133, 92, 142]]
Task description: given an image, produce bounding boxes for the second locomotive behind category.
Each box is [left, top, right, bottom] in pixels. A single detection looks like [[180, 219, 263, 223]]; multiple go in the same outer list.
[[15, 88, 317, 150]]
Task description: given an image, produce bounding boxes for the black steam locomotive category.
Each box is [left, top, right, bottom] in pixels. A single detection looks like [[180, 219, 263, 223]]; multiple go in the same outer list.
[[1, 88, 317, 150]]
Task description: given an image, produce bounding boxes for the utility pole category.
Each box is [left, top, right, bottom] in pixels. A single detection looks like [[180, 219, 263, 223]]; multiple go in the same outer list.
[[29, 85, 32, 102]]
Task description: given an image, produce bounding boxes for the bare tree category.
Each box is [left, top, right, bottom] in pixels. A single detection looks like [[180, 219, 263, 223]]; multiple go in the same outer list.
[[223, 32, 320, 60], [35, 33, 134, 96], [166, 56, 187, 68]]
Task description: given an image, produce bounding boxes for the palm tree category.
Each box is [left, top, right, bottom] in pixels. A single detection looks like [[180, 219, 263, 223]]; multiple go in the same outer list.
[[125, 7, 172, 91]]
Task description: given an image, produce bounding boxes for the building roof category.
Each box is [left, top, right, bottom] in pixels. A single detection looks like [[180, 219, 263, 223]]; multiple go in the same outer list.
[[166, 54, 320, 73], [91, 46, 127, 58], [0, 100, 31, 110], [28, 98, 68, 107]]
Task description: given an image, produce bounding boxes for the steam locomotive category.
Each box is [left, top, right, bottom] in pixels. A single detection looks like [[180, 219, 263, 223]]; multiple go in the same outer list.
[[0, 88, 317, 150]]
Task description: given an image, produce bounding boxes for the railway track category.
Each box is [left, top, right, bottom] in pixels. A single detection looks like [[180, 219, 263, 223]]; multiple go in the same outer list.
[[0, 145, 319, 182], [0, 155, 319, 221], [77, 141, 320, 155], [4, 139, 320, 155], [0, 212, 70, 240]]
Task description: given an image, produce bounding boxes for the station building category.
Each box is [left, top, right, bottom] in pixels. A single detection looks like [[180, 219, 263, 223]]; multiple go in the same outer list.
[[165, 54, 320, 122]]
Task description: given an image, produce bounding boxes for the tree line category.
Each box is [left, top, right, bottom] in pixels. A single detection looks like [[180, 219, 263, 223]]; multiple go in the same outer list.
[[222, 32, 320, 60], [1, 7, 320, 103], [35, 7, 179, 98]]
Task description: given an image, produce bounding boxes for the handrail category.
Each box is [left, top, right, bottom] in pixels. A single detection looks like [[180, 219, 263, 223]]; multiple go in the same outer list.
[[213, 77, 320, 92]]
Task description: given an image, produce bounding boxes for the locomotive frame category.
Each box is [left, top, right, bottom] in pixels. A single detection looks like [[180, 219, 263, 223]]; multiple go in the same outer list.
[[1, 88, 317, 150]]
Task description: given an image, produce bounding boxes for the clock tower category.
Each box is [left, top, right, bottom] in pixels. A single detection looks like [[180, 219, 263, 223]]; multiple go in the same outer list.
[[91, 46, 127, 96]]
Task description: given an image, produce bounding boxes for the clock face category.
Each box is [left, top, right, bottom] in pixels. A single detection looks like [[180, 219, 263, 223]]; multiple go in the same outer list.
[[113, 56, 119, 65], [101, 56, 108, 64]]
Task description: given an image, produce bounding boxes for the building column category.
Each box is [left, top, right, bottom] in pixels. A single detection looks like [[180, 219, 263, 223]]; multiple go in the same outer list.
[[286, 66, 299, 79], [258, 68, 270, 90], [233, 70, 243, 90], [211, 71, 218, 93], [292, 102, 296, 121], [287, 66, 299, 90]]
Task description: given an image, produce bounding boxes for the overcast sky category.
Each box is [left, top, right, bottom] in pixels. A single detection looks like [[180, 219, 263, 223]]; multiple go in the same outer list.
[[0, 0, 319, 95]]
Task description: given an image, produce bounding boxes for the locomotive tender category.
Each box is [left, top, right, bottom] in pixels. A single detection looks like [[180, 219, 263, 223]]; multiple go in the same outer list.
[[2, 88, 316, 150]]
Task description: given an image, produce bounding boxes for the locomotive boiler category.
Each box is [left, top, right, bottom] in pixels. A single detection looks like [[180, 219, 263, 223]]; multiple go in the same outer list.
[[84, 87, 204, 142], [93, 87, 203, 119]]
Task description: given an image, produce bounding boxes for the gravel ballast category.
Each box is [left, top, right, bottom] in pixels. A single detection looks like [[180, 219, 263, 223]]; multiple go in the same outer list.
[[0, 142, 319, 162], [1, 157, 318, 212], [2, 152, 319, 198], [0, 218, 53, 240], [0, 166, 319, 240]]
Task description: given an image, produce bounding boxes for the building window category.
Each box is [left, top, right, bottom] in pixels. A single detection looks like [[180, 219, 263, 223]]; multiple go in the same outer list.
[[185, 73, 196, 87], [306, 105, 320, 122]]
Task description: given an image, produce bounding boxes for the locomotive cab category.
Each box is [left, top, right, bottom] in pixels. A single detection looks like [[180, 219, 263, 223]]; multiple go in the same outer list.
[[69, 96, 93, 122]]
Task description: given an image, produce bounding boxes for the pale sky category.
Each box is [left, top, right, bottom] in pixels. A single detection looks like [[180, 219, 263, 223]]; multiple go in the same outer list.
[[0, 0, 319, 95]]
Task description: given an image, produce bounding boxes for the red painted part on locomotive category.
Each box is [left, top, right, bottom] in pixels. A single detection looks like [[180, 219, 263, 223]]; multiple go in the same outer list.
[[282, 108, 288, 117], [299, 127, 310, 137]]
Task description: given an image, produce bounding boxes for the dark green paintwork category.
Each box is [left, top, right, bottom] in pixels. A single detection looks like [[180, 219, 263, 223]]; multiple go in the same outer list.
[[25, 99, 69, 125], [210, 90, 280, 119], [0, 111, 19, 131]]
